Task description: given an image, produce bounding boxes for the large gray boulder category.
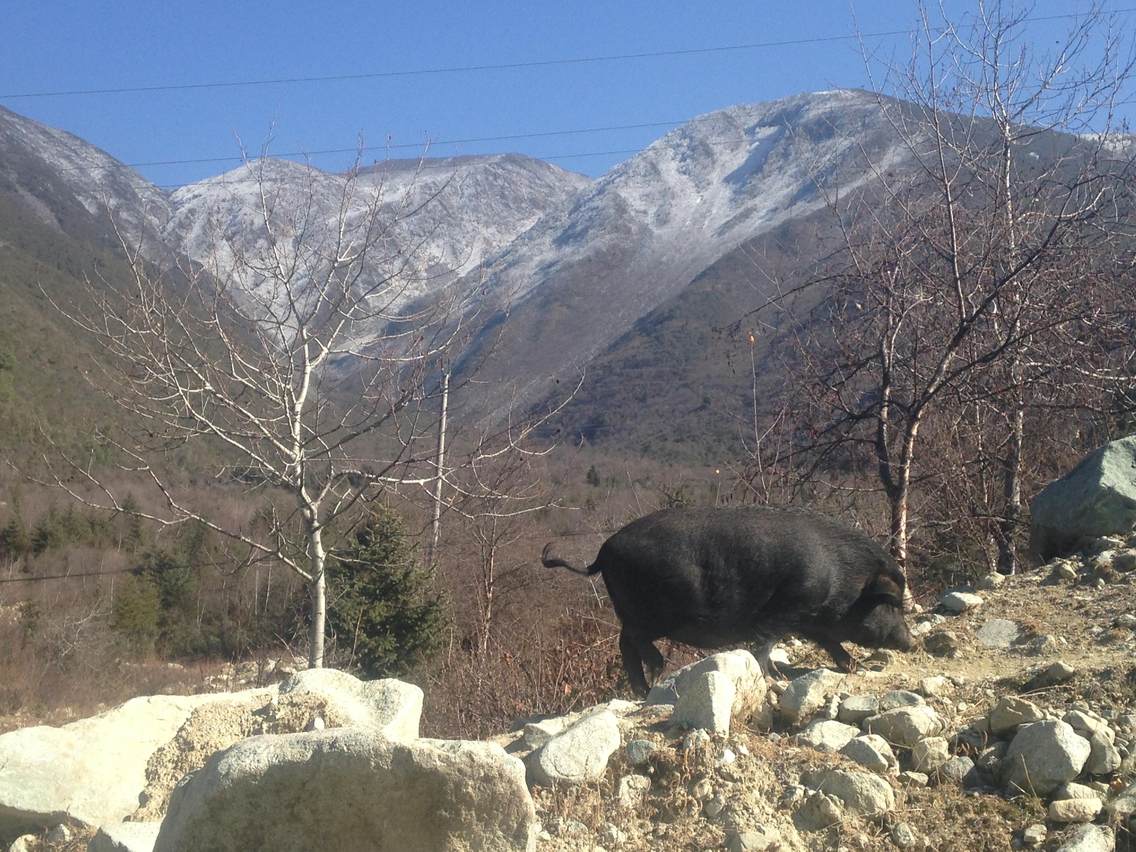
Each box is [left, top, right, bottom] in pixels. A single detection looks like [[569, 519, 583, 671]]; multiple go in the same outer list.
[[863, 705, 945, 749], [277, 669, 422, 738], [0, 692, 256, 837], [801, 768, 895, 816], [648, 649, 767, 724], [526, 710, 621, 787], [840, 734, 897, 773], [0, 670, 423, 839], [673, 671, 734, 735], [88, 821, 161, 852], [797, 720, 861, 753], [1031, 436, 1136, 559], [154, 730, 536, 852], [1050, 824, 1116, 852], [1000, 721, 1091, 796], [778, 669, 844, 726], [988, 696, 1045, 736]]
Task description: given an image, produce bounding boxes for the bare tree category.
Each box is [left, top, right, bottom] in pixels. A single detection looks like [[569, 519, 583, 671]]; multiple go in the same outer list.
[[939, 2, 1136, 571], [455, 450, 553, 656], [36, 152, 563, 667], [748, 2, 1136, 582]]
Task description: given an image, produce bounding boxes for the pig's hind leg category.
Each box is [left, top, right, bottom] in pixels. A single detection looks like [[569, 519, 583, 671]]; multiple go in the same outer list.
[[618, 629, 649, 697], [754, 638, 784, 678], [620, 629, 665, 697], [640, 639, 665, 687]]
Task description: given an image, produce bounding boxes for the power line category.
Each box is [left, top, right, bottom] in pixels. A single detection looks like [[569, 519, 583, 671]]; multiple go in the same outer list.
[[0, 567, 138, 585], [55, 121, 683, 174], [3, 8, 1132, 100], [148, 147, 644, 189], [16, 87, 1134, 194], [97, 95, 1136, 190], [0, 31, 915, 100]]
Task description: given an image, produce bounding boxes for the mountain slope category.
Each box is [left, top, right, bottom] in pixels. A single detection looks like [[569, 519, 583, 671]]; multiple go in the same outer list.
[[0, 105, 168, 249], [0, 189, 144, 453], [452, 91, 909, 424], [532, 206, 843, 462]]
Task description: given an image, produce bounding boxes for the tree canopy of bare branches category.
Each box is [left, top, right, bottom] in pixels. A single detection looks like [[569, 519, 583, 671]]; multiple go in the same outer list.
[[37, 153, 568, 667], [748, 1, 1136, 584]]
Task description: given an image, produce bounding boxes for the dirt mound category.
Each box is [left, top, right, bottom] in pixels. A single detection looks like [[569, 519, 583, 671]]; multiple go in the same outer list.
[[133, 692, 348, 821]]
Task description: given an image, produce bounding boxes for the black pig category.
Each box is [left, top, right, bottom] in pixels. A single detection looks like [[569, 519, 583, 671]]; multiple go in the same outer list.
[[541, 506, 913, 696]]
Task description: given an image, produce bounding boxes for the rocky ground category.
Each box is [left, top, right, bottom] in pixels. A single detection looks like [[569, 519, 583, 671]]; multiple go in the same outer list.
[[511, 535, 1136, 852], [1, 534, 1135, 852]]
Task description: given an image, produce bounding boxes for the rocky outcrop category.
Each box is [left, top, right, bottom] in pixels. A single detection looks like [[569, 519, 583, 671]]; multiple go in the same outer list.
[[153, 730, 536, 852], [0, 669, 422, 839], [132, 690, 352, 821], [0, 691, 259, 838], [1030, 435, 1136, 559], [277, 668, 422, 738]]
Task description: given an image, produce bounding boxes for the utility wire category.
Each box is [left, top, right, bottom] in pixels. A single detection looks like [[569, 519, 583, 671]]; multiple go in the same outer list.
[[0, 566, 139, 584], [52, 121, 682, 174], [149, 148, 644, 189], [2, 8, 1133, 100], [0, 31, 921, 99], [94, 103, 1136, 190]]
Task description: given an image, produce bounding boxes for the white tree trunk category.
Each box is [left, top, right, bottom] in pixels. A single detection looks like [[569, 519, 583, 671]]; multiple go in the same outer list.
[[307, 524, 327, 668], [427, 370, 450, 569]]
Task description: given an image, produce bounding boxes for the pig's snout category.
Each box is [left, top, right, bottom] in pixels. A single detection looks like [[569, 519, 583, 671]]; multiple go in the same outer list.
[[856, 601, 915, 653], [887, 621, 915, 652]]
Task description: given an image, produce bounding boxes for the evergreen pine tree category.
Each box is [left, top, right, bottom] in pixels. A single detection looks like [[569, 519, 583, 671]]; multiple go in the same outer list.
[[0, 517, 30, 562], [119, 494, 146, 553], [327, 509, 444, 677], [111, 573, 161, 654]]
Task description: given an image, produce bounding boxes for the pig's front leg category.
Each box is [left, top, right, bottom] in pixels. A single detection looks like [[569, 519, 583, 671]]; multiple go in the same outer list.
[[821, 641, 857, 673]]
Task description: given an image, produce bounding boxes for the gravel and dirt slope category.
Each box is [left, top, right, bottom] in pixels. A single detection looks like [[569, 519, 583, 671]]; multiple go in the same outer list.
[[525, 540, 1136, 852], [4, 540, 1134, 852]]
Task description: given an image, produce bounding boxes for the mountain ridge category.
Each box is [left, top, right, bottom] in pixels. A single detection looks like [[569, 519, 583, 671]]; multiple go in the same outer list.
[[6, 90, 1098, 461], [449, 90, 912, 429]]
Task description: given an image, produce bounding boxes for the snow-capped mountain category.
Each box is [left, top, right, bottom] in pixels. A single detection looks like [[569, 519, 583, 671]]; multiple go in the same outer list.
[[453, 90, 910, 418], [1, 91, 1120, 457], [0, 103, 592, 324], [0, 91, 916, 449], [356, 154, 594, 277], [0, 105, 169, 246], [162, 153, 592, 318]]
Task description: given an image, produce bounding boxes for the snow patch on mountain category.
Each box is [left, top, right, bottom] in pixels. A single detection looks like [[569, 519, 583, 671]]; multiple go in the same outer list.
[[479, 90, 899, 312], [1079, 131, 1136, 157]]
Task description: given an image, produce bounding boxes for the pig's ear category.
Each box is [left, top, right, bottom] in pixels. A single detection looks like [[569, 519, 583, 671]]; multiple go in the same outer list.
[[863, 572, 905, 606]]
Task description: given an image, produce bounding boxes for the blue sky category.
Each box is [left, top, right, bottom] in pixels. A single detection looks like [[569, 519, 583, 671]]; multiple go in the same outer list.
[[3, 1, 1132, 187]]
